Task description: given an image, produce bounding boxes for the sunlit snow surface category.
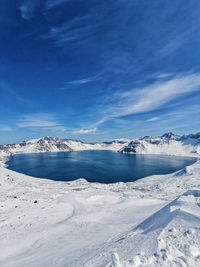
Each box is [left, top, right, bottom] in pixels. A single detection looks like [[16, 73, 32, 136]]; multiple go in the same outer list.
[[0, 157, 200, 266], [0, 134, 200, 266]]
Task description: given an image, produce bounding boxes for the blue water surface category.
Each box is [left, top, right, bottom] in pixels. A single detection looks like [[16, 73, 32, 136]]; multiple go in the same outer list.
[[7, 150, 196, 183]]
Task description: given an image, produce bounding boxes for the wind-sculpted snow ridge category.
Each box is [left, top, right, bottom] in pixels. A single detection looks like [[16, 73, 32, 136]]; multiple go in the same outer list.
[[119, 132, 200, 157], [87, 189, 200, 267], [0, 149, 200, 266]]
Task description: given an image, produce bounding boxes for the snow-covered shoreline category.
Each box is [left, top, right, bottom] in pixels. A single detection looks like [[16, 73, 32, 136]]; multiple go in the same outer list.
[[0, 133, 200, 266]]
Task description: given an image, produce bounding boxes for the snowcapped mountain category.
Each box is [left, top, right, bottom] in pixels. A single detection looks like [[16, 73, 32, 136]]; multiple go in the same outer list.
[[119, 132, 200, 157], [0, 133, 200, 160], [0, 136, 130, 157]]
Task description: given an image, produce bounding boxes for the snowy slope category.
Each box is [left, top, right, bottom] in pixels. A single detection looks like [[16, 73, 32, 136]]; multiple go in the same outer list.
[[0, 156, 200, 266], [0, 167, 166, 267], [88, 189, 200, 267], [120, 132, 200, 157], [0, 133, 200, 266]]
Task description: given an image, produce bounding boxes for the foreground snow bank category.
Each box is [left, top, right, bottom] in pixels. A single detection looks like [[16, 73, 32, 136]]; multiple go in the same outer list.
[[90, 189, 200, 267], [0, 158, 200, 266]]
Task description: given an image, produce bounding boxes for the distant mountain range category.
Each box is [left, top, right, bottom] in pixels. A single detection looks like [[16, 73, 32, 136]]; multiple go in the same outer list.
[[0, 133, 200, 158], [0, 136, 130, 155]]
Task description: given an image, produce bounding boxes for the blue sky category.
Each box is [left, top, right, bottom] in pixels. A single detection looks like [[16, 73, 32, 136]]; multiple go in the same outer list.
[[0, 0, 200, 144]]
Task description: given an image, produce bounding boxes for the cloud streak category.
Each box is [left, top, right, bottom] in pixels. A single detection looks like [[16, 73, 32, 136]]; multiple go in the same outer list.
[[147, 117, 159, 122], [45, 0, 71, 9], [0, 80, 31, 104], [17, 114, 67, 132], [104, 73, 200, 119], [72, 128, 97, 135], [65, 76, 99, 85], [0, 126, 12, 132], [19, 0, 41, 20], [19, 0, 71, 19], [42, 12, 102, 46]]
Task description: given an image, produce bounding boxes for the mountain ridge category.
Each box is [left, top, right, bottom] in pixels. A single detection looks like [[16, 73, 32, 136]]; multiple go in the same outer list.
[[0, 136, 130, 158], [0, 132, 200, 160], [120, 132, 200, 157]]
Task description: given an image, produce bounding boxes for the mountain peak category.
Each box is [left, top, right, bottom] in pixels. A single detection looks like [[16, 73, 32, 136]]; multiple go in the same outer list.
[[42, 136, 57, 141], [161, 132, 177, 139]]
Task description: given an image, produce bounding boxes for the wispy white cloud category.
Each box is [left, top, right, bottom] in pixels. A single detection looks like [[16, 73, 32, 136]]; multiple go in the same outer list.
[[157, 38, 181, 58], [17, 113, 66, 132], [42, 14, 101, 46], [65, 76, 99, 85], [147, 117, 159, 122], [0, 80, 31, 104], [104, 73, 200, 119], [19, 0, 41, 20], [0, 126, 12, 132], [19, 0, 71, 19], [45, 0, 71, 9], [152, 73, 173, 80], [72, 128, 97, 135]]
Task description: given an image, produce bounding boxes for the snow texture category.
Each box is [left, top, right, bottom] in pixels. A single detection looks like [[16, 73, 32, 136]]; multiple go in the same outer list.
[[0, 132, 200, 266]]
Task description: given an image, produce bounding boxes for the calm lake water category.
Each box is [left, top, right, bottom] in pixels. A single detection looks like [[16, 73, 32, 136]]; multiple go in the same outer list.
[[7, 150, 196, 183]]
